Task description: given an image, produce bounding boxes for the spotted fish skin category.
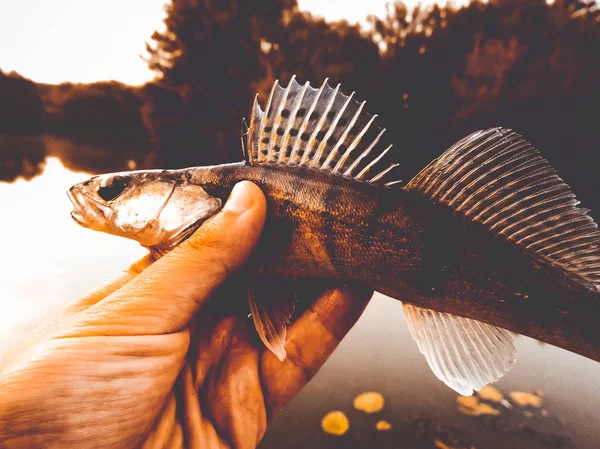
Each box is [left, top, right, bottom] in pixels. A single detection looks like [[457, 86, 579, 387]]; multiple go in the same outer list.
[[191, 161, 600, 363], [193, 162, 424, 280], [68, 78, 600, 395]]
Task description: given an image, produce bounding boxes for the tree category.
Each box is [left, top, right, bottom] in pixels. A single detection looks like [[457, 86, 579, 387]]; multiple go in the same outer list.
[[0, 70, 44, 134], [140, 0, 599, 218], [363, 0, 600, 208], [143, 0, 296, 167], [58, 81, 148, 142], [257, 12, 381, 96]]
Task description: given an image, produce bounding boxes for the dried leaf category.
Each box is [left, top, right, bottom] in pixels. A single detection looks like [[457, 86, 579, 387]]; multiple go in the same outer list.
[[321, 411, 350, 436], [509, 391, 543, 408], [376, 420, 392, 431], [353, 391, 385, 413], [477, 386, 503, 402], [457, 395, 501, 416]]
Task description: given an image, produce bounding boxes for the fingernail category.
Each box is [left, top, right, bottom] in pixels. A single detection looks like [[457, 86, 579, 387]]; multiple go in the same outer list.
[[224, 181, 254, 214]]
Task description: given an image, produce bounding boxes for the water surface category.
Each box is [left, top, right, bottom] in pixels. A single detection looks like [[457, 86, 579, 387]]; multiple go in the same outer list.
[[0, 155, 597, 449]]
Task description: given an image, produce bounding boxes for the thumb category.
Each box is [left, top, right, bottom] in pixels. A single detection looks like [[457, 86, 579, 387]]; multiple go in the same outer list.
[[65, 181, 267, 337]]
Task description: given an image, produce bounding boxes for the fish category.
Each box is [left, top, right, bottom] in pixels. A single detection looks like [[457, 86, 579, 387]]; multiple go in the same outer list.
[[67, 76, 600, 396]]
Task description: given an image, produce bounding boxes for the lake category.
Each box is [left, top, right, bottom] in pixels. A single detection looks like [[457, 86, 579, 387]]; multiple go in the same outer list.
[[0, 155, 598, 449]]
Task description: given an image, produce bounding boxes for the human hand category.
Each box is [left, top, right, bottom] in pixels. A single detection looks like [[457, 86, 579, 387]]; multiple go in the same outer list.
[[0, 181, 373, 449]]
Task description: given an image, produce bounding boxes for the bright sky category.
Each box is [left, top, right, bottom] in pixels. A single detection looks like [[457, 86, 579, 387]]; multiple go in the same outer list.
[[0, 0, 169, 85], [0, 0, 455, 86]]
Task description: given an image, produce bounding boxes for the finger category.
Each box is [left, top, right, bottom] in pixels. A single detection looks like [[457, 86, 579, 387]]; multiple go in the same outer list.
[[67, 253, 156, 315], [261, 286, 373, 418], [3, 254, 158, 362], [63, 181, 267, 337], [206, 320, 267, 449]]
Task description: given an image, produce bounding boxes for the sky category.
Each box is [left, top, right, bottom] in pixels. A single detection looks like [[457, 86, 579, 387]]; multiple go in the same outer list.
[[0, 0, 169, 85], [0, 0, 456, 86]]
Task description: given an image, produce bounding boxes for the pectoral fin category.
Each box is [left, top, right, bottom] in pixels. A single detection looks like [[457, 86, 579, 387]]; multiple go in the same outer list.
[[403, 303, 516, 396], [248, 280, 298, 361]]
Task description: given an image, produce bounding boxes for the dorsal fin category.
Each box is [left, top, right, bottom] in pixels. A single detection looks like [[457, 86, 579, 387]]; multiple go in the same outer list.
[[407, 127, 600, 289], [246, 76, 401, 187]]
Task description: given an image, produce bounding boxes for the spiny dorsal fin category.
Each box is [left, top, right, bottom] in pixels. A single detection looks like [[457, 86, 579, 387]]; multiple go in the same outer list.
[[403, 303, 516, 396], [246, 76, 401, 187], [407, 127, 600, 289]]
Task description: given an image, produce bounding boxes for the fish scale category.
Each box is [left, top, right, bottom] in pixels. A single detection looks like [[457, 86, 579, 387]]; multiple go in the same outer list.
[[68, 77, 600, 397]]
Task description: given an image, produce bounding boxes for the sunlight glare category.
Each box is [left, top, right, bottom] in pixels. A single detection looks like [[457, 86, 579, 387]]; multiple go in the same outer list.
[[0, 159, 147, 355]]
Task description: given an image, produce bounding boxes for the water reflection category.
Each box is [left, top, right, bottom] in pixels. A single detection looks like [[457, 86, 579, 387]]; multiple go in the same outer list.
[[0, 134, 151, 183], [0, 135, 46, 182], [261, 296, 600, 449], [0, 158, 598, 449]]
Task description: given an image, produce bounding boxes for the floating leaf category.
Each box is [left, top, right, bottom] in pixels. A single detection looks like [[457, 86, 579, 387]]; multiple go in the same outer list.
[[477, 386, 503, 402], [509, 391, 543, 408], [457, 395, 500, 416], [353, 392, 385, 413], [376, 420, 392, 431], [321, 411, 350, 436], [434, 438, 467, 449]]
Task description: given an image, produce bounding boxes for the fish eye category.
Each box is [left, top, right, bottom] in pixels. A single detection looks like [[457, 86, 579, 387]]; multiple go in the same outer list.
[[97, 175, 129, 202]]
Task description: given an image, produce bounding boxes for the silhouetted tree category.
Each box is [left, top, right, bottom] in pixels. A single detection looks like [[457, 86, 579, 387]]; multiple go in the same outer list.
[[2, 0, 599, 197], [140, 82, 188, 168], [143, 0, 296, 167], [365, 0, 600, 216], [0, 70, 44, 134], [258, 12, 382, 96], [57, 82, 149, 143]]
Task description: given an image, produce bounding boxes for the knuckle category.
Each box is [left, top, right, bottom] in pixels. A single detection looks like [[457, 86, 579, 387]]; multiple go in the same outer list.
[[284, 337, 319, 382]]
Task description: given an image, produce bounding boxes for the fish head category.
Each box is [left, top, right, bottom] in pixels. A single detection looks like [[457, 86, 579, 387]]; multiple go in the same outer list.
[[67, 169, 223, 250]]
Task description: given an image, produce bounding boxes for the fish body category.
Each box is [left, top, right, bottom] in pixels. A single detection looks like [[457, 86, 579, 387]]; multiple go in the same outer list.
[[189, 161, 600, 363], [68, 77, 600, 395]]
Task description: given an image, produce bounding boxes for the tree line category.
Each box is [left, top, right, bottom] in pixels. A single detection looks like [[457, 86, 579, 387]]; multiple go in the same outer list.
[[1, 0, 599, 209]]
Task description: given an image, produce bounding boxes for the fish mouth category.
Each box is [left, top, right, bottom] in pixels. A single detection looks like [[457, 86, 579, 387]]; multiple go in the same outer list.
[[67, 186, 108, 228]]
